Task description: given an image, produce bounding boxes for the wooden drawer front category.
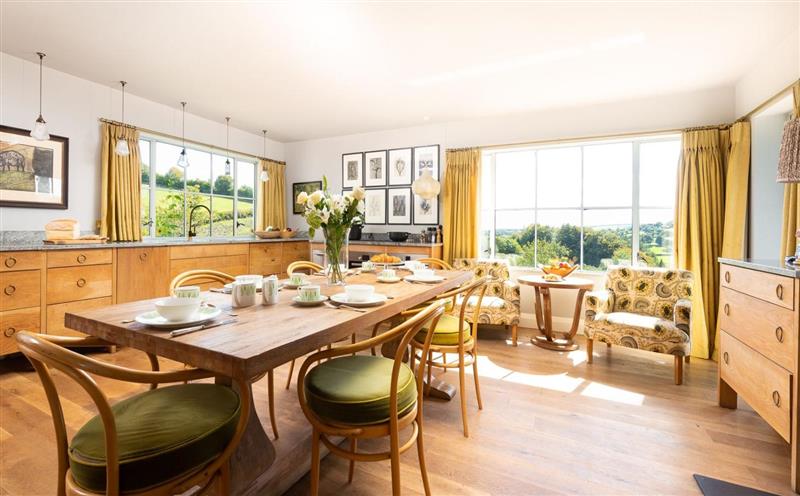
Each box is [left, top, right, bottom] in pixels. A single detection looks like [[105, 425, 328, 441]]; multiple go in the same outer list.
[[47, 249, 113, 268], [47, 265, 113, 304], [283, 241, 309, 257], [116, 247, 171, 303], [0, 251, 43, 272], [170, 243, 249, 260], [721, 264, 794, 310], [250, 244, 283, 275], [720, 331, 791, 441], [719, 287, 796, 371], [170, 255, 249, 287], [0, 270, 40, 311], [0, 307, 41, 355], [47, 297, 112, 337]]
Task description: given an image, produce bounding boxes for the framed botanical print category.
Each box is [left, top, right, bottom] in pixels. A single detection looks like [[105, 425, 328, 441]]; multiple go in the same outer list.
[[292, 181, 322, 214], [342, 152, 363, 188], [413, 194, 439, 225], [364, 189, 387, 225], [364, 150, 387, 187], [413, 145, 440, 180], [388, 147, 412, 186], [387, 188, 411, 225], [0, 125, 68, 209]]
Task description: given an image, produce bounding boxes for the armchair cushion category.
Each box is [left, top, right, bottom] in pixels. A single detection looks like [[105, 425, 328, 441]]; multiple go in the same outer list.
[[584, 311, 690, 356], [452, 258, 520, 326], [414, 314, 472, 346], [584, 289, 615, 322]]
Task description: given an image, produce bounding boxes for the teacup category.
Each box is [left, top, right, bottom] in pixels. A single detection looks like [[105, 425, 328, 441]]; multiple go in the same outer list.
[[379, 268, 397, 280], [297, 285, 321, 302], [231, 281, 257, 308], [405, 261, 423, 271], [290, 273, 306, 286], [413, 268, 435, 280], [361, 261, 375, 271], [345, 284, 375, 302], [173, 285, 200, 298]]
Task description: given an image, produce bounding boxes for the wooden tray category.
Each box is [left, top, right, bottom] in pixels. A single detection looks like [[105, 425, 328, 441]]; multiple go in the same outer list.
[[43, 238, 109, 245]]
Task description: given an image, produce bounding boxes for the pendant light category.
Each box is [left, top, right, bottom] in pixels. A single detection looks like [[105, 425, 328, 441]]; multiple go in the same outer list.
[[259, 129, 269, 182], [412, 170, 441, 199], [176, 102, 189, 168], [115, 81, 130, 156], [30, 52, 49, 141], [224, 117, 231, 176]]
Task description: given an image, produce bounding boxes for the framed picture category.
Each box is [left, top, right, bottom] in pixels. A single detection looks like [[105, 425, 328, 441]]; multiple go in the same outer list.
[[292, 180, 322, 214], [413, 145, 440, 181], [364, 189, 387, 225], [413, 194, 439, 225], [342, 152, 363, 188], [388, 148, 412, 186], [364, 150, 387, 187], [0, 125, 68, 209], [387, 188, 411, 224]]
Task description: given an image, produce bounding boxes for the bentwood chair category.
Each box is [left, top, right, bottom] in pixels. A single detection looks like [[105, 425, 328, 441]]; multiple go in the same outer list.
[[417, 258, 453, 270], [409, 276, 489, 437], [170, 270, 280, 439], [16, 332, 249, 496], [297, 301, 446, 496]]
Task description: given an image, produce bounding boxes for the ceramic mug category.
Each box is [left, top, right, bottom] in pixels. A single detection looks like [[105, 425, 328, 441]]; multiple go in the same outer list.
[[262, 275, 279, 305], [379, 268, 396, 279], [290, 273, 306, 286], [362, 261, 375, 271], [173, 285, 200, 298], [297, 285, 321, 302], [232, 281, 257, 308]]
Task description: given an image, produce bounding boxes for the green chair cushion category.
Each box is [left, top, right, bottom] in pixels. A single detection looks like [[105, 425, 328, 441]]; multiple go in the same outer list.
[[69, 383, 240, 493], [305, 355, 417, 425], [414, 314, 471, 346]]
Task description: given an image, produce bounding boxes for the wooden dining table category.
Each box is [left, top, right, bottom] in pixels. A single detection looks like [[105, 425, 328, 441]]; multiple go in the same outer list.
[[64, 269, 471, 496]]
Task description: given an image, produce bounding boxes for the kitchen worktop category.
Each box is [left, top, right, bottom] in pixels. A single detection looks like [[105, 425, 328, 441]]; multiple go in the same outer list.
[[718, 257, 800, 278], [310, 239, 443, 248]]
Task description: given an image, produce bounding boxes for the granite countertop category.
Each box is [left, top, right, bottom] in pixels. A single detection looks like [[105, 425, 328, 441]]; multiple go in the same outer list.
[[719, 257, 800, 278], [310, 239, 443, 248]]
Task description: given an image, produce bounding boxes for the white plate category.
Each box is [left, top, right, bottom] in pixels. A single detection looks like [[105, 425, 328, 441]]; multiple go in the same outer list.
[[404, 275, 445, 284], [330, 293, 387, 307], [292, 295, 328, 307], [377, 276, 402, 283], [135, 306, 222, 329]]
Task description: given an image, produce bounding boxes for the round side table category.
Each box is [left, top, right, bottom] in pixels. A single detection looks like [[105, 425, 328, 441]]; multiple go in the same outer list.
[[517, 275, 594, 351]]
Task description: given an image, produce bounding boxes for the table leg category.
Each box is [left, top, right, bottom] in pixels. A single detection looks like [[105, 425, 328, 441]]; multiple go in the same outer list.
[[531, 287, 584, 352], [533, 287, 547, 334]]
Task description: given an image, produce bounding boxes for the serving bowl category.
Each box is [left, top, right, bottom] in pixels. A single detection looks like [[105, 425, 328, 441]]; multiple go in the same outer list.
[[541, 264, 578, 278], [280, 229, 297, 239], [388, 231, 409, 242], [154, 297, 201, 322], [255, 230, 281, 239]]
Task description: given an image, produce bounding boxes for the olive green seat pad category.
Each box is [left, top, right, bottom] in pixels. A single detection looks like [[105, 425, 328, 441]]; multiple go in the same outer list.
[[305, 355, 417, 425], [414, 314, 471, 346], [69, 383, 240, 493]]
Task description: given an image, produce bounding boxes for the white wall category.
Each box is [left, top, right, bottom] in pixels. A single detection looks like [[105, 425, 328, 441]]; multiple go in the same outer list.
[[0, 52, 284, 232], [734, 28, 800, 117]]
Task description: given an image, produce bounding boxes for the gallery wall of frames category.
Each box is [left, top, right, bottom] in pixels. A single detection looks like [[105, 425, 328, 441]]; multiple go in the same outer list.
[[341, 144, 439, 226]]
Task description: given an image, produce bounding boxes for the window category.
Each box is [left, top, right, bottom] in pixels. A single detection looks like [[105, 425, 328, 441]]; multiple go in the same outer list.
[[480, 134, 680, 271], [139, 135, 258, 238]]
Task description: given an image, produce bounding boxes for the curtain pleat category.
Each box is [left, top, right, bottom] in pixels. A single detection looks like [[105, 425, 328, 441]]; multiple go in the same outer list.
[[257, 160, 286, 230], [779, 83, 800, 260], [442, 148, 480, 263], [99, 123, 141, 241]]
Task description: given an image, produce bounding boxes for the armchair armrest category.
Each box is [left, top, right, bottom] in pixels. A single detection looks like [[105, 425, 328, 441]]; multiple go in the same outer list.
[[674, 298, 692, 334], [584, 290, 614, 322], [502, 279, 521, 309]]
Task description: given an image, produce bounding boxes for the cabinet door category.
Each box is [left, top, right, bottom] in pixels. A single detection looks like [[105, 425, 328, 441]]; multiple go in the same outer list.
[[0, 307, 40, 355], [250, 243, 283, 276], [116, 247, 170, 303], [0, 270, 41, 311]]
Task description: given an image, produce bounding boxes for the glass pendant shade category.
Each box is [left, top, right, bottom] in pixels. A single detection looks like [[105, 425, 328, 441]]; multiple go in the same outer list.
[[412, 170, 441, 199], [30, 116, 49, 141], [260, 170, 269, 182], [225, 159, 231, 176], [177, 149, 189, 168], [115, 138, 130, 156]]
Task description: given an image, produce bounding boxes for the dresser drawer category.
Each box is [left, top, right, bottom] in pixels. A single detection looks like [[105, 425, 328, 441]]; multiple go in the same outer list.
[[47, 297, 112, 337], [47, 249, 113, 268], [250, 243, 283, 275], [170, 243, 249, 260], [720, 331, 791, 441], [0, 270, 41, 311], [0, 307, 41, 355], [47, 265, 113, 304], [721, 264, 794, 310], [719, 286, 796, 371], [281, 241, 309, 265], [0, 251, 43, 272]]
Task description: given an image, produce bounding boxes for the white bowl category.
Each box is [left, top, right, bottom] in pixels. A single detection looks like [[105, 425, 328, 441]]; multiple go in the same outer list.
[[345, 284, 375, 302], [413, 268, 435, 280], [155, 297, 201, 322]]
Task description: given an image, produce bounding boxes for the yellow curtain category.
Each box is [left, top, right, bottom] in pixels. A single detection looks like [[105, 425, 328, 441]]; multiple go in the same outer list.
[[99, 122, 141, 241], [675, 129, 725, 359], [779, 82, 800, 260], [442, 148, 480, 263], [257, 159, 286, 230]]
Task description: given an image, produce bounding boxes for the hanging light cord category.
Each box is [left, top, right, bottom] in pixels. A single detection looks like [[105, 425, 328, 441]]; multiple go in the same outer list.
[[226, 117, 231, 164], [120, 81, 126, 124], [181, 102, 186, 148], [37, 52, 44, 117]]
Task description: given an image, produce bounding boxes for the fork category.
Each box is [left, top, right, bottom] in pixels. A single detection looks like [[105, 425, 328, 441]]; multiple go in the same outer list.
[[324, 301, 367, 313]]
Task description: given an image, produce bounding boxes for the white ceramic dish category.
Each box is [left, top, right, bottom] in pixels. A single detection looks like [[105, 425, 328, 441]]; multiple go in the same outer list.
[[330, 293, 387, 307], [292, 295, 328, 307], [377, 276, 402, 283], [404, 275, 445, 283], [154, 297, 202, 321], [135, 306, 222, 329], [344, 284, 375, 302]]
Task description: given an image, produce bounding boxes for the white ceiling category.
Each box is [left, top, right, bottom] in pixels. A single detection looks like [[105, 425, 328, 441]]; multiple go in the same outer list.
[[1, 2, 797, 142]]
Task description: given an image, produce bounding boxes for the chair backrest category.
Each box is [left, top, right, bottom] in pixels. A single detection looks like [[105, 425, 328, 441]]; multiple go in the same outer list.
[[418, 258, 453, 270], [169, 269, 235, 293], [436, 276, 490, 342], [452, 258, 509, 300], [287, 261, 323, 275], [604, 266, 693, 316]]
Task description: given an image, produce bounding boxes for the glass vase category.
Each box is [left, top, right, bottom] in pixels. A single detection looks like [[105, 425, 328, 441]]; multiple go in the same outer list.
[[323, 226, 350, 285]]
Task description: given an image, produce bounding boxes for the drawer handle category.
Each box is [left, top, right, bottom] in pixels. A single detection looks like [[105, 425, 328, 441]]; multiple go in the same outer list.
[[139, 252, 148, 261], [76, 278, 87, 288], [77, 254, 87, 264], [4, 285, 16, 296], [4, 327, 16, 338], [723, 352, 729, 364], [4, 257, 16, 268], [723, 304, 730, 316], [776, 327, 785, 343], [724, 271, 731, 283], [776, 284, 784, 300], [773, 390, 781, 407]]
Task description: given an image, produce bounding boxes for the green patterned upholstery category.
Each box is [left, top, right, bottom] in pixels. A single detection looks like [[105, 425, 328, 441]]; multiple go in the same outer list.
[[305, 355, 417, 425], [452, 258, 520, 326], [584, 267, 693, 356], [69, 384, 241, 493], [414, 314, 472, 346]]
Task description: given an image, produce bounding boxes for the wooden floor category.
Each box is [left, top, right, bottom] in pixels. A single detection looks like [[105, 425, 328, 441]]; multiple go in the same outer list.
[[1, 327, 795, 495]]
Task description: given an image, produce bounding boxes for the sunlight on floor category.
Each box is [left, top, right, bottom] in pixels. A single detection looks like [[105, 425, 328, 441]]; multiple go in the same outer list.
[[580, 381, 645, 406]]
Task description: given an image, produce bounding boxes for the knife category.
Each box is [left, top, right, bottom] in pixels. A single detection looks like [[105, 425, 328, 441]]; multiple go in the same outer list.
[[170, 318, 237, 338]]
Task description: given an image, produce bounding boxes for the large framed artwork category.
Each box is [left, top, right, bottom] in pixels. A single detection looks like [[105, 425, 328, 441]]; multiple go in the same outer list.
[[413, 145, 440, 181], [342, 152, 363, 188], [387, 188, 411, 225], [364, 150, 387, 187], [292, 180, 322, 214], [413, 194, 439, 225], [388, 147, 412, 186], [364, 189, 387, 225], [0, 125, 68, 209]]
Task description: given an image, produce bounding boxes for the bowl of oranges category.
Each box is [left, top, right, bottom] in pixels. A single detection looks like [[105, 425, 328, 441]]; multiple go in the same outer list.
[[540, 260, 578, 279]]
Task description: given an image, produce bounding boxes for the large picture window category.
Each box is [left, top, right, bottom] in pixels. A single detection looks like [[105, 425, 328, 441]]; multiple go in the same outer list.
[[480, 134, 680, 271], [139, 135, 257, 238]]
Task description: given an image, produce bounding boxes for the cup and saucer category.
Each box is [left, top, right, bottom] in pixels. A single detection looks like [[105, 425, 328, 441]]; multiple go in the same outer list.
[[330, 285, 387, 307], [292, 285, 328, 307], [376, 268, 401, 283], [404, 268, 445, 284], [284, 274, 309, 289], [135, 296, 221, 329], [223, 275, 264, 293]]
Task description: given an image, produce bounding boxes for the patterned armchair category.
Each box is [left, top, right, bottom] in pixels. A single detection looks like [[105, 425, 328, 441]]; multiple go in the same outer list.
[[452, 259, 521, 345], [583, 266, 693, 385]]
